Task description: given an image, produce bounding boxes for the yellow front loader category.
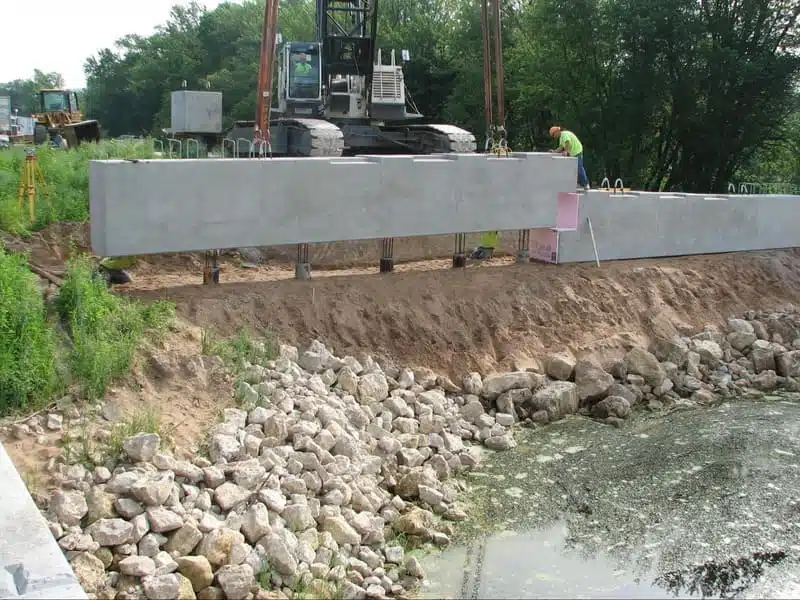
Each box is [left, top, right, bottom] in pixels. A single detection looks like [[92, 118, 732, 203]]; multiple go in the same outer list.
[[32, 89, 101, 148]]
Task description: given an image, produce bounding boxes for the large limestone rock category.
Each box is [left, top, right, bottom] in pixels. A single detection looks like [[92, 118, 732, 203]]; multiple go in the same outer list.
[[574, 360, 613, 403], [482, 371, 543, 399], [528, 382, 579, 421], [624, 347, 665, 387], [545, 353, 576, 381]]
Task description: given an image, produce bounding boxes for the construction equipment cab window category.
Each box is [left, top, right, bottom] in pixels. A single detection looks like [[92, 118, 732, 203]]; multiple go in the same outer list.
[[289, 51, 320, 100], [41, 90, 77, 112]]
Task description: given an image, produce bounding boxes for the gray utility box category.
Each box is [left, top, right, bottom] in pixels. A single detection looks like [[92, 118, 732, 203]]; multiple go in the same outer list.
[[0, 96, 10, 132], [170, 90, 222, 134]]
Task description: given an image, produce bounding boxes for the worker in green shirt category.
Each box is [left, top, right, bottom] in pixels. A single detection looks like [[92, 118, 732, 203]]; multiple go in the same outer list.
[[549, 125, 589, 191], [295, 54, 313, 76], [470, 230, 499, 260]]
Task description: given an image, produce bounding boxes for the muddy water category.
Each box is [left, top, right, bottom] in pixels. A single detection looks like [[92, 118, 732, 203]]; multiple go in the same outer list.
[[420, 396, 800, 599]]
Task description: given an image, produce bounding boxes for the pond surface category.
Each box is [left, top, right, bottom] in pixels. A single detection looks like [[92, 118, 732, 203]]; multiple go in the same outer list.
[[420, 396, 800, 599]]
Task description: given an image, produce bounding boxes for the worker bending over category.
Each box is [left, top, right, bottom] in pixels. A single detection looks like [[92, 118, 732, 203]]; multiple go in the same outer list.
[[471, 231, 499, 260], [549, 126, 589, 191]]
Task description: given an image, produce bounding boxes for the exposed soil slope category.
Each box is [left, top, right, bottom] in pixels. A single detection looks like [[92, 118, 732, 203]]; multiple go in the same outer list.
[[0, 322, 235, 500], [8, 222, 800, 378], [5, 222, 800, 502], [127, 250, 800, 378]]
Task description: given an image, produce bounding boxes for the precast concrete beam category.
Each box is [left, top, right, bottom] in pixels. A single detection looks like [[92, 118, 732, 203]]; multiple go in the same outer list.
[[551, 191, 800, 263], [89, 152, 577, 257], [0, 442, 87, 599]]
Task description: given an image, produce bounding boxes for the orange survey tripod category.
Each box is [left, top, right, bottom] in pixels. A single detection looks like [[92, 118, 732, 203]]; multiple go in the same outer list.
[[17, 148, 46, 223]]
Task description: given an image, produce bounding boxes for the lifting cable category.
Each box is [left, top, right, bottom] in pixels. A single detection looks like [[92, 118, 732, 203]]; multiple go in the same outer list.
[[480, 0, 510, 156]]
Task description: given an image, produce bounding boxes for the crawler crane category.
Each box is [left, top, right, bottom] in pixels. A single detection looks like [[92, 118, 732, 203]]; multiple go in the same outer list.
[[227, 0, 478, 156]]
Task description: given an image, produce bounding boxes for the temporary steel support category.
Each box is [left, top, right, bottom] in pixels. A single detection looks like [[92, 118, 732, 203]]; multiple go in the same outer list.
[[517, 229, 530, 263], [203, 250, 220, 285], [453, 233, 467, 268], [296, 243, 311, 279], [380, 237, 394, 273]]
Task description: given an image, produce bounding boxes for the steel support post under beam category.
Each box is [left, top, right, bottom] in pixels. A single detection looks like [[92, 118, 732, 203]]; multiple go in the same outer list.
[[453, 233, 467, 268], [380, 237, 394, 273], [203, 250, 220, 284], [295, 243, 311, 279], [517, 229, 530, 263]]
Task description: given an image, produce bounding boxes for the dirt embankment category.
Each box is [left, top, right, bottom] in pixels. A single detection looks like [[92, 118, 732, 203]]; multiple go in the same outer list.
[[0, 322, 234, 498], [127, 249, 800, 379], [9, 222, 800, 379], [6, 223, 800, 500]]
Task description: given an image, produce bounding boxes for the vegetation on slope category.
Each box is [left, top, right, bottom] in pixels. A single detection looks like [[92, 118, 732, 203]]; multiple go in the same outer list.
[[0, 246, 174, 416], [0, 248, 59, 412], [55, 255, 174, 400]]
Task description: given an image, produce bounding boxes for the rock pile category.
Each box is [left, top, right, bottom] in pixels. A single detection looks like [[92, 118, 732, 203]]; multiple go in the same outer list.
[[30, 307, 800, 599], [44, 341, 526, 600], [489, 308, 800, 428]]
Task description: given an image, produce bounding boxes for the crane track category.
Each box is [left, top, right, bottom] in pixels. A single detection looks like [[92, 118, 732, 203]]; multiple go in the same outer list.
[[410, 123, 479, 154], [284, 119, 477, 156], [284, 118, 346, 157]]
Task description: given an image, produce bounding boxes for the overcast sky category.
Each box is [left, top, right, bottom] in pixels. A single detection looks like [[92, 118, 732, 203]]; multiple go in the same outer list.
[[0, 0, 228, 89]]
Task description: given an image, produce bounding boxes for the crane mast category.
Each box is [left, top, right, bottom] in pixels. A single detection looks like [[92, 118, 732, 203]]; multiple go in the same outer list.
[[254, 0, 280, 153], [480, 0, 508, 154], [316, 0, 378, 86]]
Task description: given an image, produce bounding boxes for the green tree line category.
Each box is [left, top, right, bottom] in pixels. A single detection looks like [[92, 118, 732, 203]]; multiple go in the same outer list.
[[0, 70, 65, 116], [4, 0, 800, 192]]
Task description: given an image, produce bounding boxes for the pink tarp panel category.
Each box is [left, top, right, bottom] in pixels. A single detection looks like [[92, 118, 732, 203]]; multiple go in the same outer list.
[[556, 192, 579, 231], [528, 191, 580, 263], [529, 228, 559, 263]]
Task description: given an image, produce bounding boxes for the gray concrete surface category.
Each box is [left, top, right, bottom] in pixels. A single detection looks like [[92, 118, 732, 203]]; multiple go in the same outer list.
[[554, 191, 800, 263], [88, 152, 575, 257], [0, 442, 87, 599], [170, 90, 223, 134]]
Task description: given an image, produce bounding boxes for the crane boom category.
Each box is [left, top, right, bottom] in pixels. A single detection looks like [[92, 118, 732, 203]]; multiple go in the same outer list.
[[480, 0, 508, 154], [255, 0, 280, 151]]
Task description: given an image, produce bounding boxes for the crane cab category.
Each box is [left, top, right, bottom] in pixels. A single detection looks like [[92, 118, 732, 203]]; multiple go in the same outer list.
[[277, 42, 324, 117]]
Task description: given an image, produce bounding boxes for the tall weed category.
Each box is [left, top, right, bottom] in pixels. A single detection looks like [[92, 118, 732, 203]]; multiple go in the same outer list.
[[0, 247, 58, 414], [0, 139, 157, 235], [56, 255, 174, 400]]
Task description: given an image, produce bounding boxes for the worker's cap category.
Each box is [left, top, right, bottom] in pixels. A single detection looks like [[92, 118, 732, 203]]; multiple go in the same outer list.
[[549, 125, 561, 137]]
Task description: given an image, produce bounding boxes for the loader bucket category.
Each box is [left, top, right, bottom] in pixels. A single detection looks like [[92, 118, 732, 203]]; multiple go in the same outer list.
[[63, 120, 102, 146]]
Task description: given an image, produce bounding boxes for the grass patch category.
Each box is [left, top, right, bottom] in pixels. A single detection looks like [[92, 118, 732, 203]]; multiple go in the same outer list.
[[0, 247, 175, 416], [106, 407, 170, 463], [61, 416, 99, 467], [63, 407, 169, 467], [55, 254, 174, 400], [0, 139, 157, 235], [201, 326, 279, 370], [202, 326, 280, 409], [0, 246, 60, 414], [256, 559, 276, 589]]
